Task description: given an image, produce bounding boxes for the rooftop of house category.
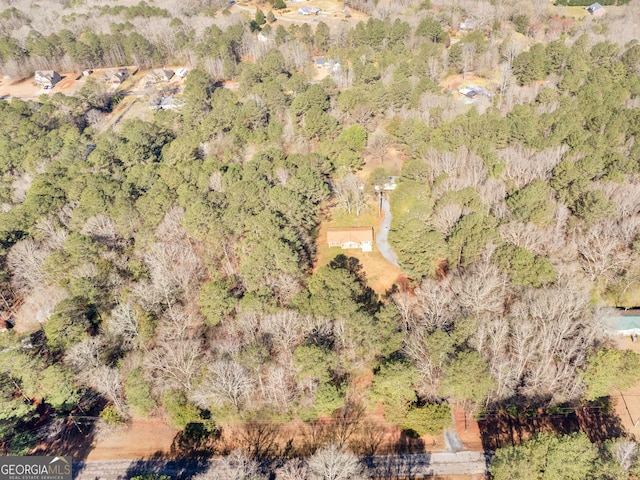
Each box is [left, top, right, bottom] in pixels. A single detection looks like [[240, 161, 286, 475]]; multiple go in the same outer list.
[[327, 227, 374, 244], [36, 70, 59, 79]]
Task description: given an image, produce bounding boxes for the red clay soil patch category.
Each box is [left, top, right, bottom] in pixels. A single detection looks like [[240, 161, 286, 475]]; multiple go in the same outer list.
[[86, 420, 179, 460], [56, 76, 76, 91], [452, 405, 483, 451]]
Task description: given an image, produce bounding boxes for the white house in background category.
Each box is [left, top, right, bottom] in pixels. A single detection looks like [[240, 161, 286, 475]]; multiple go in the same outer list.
[[111, 70, 130, 84], [155, 69, 175, 81], [35, 71, 61, 89], [327, 227, 374, 252], [459, 19, 476, 31], [383, 176, 399, 191], [298, 6, 320, 15]]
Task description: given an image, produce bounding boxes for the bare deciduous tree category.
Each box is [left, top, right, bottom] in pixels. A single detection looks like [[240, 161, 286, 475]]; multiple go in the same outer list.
[[280, 40, 310, 72], [145, 308, 204, 393], [65, 336, 108, 373], [277, 459, 310, 480], [499, 221, 551, 255], [191, 360, 254, 410], [395, 277, 458, 332], [577, 220, 630, 284], [501, 144, 567, 188], [105, 303, 141, 349], [7, 239, 49, 294], [450, 255, 508, 317], [614, 439, 639, 471], [194, 450, 266, 480], [431, 203, 463, 235], [366, 130, 391, 164], [333, 174, 369, 217], [307, 443, 366, 480]]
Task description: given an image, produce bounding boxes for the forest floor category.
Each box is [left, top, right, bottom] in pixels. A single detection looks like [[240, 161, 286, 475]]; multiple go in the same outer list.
[[612, 336, 640, 435]]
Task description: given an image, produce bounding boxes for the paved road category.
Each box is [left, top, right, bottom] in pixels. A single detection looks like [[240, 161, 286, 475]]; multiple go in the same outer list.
[[376, 197, 400, 268], [73, 451, 489, 479]]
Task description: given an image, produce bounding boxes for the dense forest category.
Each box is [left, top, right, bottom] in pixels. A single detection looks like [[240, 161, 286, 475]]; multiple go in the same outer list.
[[2, 0, 640, 476]]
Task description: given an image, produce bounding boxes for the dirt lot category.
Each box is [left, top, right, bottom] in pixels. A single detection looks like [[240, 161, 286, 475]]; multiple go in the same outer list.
[[87, 420, 179, 461], [0, 72, 86, 98]]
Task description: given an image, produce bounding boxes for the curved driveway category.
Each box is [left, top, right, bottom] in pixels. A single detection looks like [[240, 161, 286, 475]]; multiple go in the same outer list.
[[376, 197, 400, 268]]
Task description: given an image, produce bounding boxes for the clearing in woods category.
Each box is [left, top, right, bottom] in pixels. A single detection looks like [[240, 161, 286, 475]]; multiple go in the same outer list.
[[315, 147, 406, 294]]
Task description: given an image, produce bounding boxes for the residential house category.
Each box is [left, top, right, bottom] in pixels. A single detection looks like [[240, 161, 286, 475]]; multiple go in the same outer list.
[[175, 68, 189, 78], [586, 2, 606, 16], [153, 69, 175, 82], [459, 19, 476, 31], [111, 70, 129, 84], [35, 70, 61, 89], [149, 95, 184, 111], [459, 87, 478, 99], [315, 57, 326, 68], [298, 6, 320, 15], [383, 176, 399, 191], [459, 84, 493, 100], [327, 227, 374, 252]]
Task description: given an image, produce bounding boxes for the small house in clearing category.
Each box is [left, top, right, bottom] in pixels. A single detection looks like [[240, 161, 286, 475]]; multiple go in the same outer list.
[[150, 68, 175, 82], [111, 70, 130, 84], [586, 2, 606, 16], [298, 6, 320, 15], [327, 227, 374, 252], [459, 19, 476, 31], [35, 70, 61, 89]]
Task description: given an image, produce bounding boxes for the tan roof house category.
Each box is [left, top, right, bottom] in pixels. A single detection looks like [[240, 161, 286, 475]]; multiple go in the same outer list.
[[327, 227, 374, 252]]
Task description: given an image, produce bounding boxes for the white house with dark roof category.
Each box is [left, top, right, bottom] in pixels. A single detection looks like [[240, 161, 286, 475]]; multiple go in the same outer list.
[[298, 6, 319, 15], [35, 71, 61, 88], [586, 2, 606, 16]]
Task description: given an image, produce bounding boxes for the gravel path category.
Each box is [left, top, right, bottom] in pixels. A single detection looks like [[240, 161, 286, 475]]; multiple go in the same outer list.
[[376, 197, 400, 268]]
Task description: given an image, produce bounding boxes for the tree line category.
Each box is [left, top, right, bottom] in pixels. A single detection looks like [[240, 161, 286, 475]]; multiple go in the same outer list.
[[0, 0, 640, 472]]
